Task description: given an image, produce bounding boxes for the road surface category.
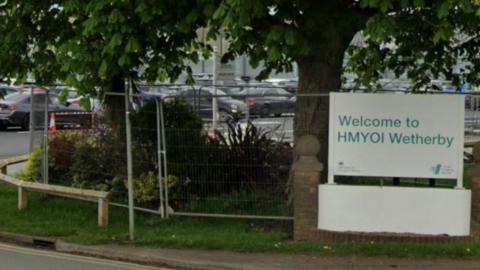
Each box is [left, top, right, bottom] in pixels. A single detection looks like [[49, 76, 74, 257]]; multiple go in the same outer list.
[[0, 128, 30, 159], [0, 242, 170, 270]]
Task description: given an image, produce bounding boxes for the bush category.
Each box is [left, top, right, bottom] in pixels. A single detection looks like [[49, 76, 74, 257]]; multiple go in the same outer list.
[[131, 100, 205, 172], [130, 100, 205, 195], [23, 131, 86, 184], [25, 125, 126, 190], [23, 101, 203, 206], [22, 146, 43, 182], [69, 123, 126, 190], [133, 171, 158, 207], [210, 123, 292, 194], [49, 131, 91, 185], [23, 100, 292, 212], [164, 121, 293, 212]]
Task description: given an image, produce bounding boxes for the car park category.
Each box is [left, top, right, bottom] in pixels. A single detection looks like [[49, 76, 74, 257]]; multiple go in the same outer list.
[[0, 88, 87, 130], [237, 87, 294, 117], [0, 86, 19, 100], [51, 85, 101, 111], [176, 87, 247, 122], [139, 84, 189, 103]]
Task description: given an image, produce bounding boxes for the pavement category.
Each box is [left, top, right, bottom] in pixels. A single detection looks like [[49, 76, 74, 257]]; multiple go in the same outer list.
[[1, 231, 480, 270], [58, 243, 480, 270]]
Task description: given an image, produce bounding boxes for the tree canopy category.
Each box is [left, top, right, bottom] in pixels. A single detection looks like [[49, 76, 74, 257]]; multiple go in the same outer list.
[[1, 0, 480, 162], [2, 1, 479, 92], [0, 0, 217, 96], [210, 0, 480, 90], [349, 0, 480, 90]]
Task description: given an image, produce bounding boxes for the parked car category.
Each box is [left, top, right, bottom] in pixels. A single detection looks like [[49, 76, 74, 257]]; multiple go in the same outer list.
[[238, 87, 294, 117], [0, 89, 87, 130], [216, 86, 243, 97], [176, 87, 247, 122], [51, 85, 101, 111], [139, 84, 188, 103], [0, 86, 18, 100]]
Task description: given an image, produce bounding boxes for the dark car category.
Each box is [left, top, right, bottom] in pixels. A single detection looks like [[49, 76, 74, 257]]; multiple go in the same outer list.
[[238, 87, 294, 117], [0, 91, 86, 130], [177, 87, 247, 122], [139, 85, 189, 103]]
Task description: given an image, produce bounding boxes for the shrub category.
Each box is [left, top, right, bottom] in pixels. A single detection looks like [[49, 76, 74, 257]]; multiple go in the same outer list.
[[131, 172, 192, 209], [22, 146, 43, 182], [22, 101, 202, 206], [25, 124, 126, 189], [49, 131, 90, 185], [132, 171, 158, 208], [69, 123, 126, 190], [130, 99, 207, 181], [210, 122, 292, 193], [23, 100, 292, 212]]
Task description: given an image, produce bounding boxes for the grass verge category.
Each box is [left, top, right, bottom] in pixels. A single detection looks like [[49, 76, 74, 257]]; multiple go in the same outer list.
[[1, 182, 480, 258]]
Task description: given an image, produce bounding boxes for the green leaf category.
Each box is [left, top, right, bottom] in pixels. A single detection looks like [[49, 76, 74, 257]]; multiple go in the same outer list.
[[413, 0, 425, 7], [80, 97, 91, 111], [125, 38, 140, 53], [212, 5, 226, 20], [268, 26, 284, 41], [400, 0, 410, 9], [58, 89, 69, 104], [186, 10, 200, 24], [109, 9, 125, 24], [369, 0, 380, 8], [267, 46, 281, 61], [135, 3, 146, 14], [98, 61, 108, 78], [118, 54, 129, 67], [379, 0, 393, 12], [437, 1, 451, 18], [105, 33, 123, 54], [285, 30, 296, 46]]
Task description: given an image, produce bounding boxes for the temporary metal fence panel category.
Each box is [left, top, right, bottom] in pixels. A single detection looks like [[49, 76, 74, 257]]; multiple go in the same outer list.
[[28, 88, 49, 184], [33, 84, 480, 222], [154, 86, 295, 219], [103, 87, 295, 220]]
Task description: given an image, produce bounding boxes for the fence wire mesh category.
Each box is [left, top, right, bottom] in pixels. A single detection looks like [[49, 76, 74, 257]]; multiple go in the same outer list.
[[24, 84, 480, 220], [29, 88, 49, 183]]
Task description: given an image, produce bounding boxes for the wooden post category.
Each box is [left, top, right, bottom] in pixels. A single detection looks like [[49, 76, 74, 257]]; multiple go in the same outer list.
[[18, 186, 28, 210], [98, 197, 109, 227], [293, 135, 323, 241]]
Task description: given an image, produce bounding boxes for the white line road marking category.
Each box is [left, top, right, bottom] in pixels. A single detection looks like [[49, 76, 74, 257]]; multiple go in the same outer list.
[[0, 242, 170, 270]]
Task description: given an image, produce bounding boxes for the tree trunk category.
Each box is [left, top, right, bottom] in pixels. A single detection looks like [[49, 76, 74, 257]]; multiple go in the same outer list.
[[104, 75, 126, 131], [294, 49, 347, 182]]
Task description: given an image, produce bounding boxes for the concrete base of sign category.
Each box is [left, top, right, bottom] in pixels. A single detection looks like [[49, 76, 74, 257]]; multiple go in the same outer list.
[[318, 184, 471, 236]]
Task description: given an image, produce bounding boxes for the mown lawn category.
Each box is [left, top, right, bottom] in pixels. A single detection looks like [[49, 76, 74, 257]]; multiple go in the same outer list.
[[1, 181, 480, 258]]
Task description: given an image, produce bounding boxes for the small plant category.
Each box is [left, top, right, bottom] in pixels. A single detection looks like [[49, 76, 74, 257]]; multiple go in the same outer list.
[[133, 171, 158, 206], [49, 131, 90, 185], [22, 146, 43, 182], [211, 122, 292, 193]]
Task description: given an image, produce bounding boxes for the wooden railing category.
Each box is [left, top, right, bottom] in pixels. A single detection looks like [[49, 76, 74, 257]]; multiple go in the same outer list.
[[0, 155, 110, 227]]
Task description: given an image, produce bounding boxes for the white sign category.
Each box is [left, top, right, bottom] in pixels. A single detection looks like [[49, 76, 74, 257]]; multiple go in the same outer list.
[[328, 93, 464, 184]]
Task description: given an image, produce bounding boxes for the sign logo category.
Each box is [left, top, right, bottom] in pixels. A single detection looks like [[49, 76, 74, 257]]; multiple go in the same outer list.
[[431, 164, 442, 175]]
